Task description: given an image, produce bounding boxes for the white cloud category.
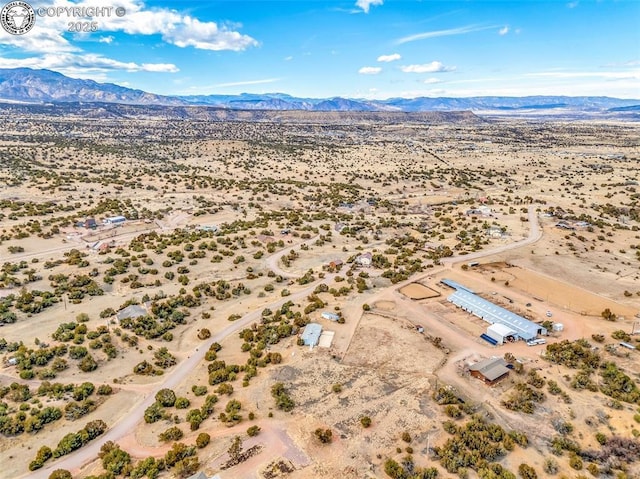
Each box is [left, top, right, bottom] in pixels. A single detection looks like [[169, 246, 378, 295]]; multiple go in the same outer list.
[[0, 53, 179, 76], [358, 66, 382, 75], [0, 0, 258, 53], [377, 53, 401, 63], [284, 56, 293, 61], [355, 0, 383, 13], [498, 26, 509, 36], [396, 24, 498, 45], [212, 78, 281, 88], [567, 1, 579, 8], [525, 70, 640, 80], [423, 78, 442, 84], [606, 60, 640, 67], [401, 62, 456, 73], [99, 36, 115, 44]]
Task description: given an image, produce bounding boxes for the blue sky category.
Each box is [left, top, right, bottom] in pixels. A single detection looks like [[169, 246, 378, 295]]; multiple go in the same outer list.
[[0, 0, 638, 98]]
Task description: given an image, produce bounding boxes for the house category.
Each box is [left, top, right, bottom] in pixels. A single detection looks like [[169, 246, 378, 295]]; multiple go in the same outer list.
[[97, 242, 113, 253], [116, 304, 148, 322], [321, 312, 340, 322], [301, 323, 323, 347], [257, 234, 275, 244], [356, 252, 372, 267], [479, 206, 492, 216], [83, 217, 97, 229], [486, 226, 504, 238], [469, 357, 510, 385], [334, 223, 347, 233], [196, 225, 218, 233], [94, 240, 115, 252], [328, 259, 343, 270], [555, 222, 575, 230]]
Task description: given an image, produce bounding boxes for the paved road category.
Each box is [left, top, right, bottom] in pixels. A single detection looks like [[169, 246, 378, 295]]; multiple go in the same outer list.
[[24, 242, 332, 479]]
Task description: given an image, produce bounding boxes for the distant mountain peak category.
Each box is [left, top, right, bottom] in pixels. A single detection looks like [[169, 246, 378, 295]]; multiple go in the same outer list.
[[0, 68, 638, 115]]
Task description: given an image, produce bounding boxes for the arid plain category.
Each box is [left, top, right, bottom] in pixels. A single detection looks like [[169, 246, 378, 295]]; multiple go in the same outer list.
[[1, 106, 639, 479]]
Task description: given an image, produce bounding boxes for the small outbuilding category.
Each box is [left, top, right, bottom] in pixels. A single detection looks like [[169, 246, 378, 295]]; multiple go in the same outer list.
[[469, 357, 510, 385], [321, 312, 340, 322], [301, 323, 323, 347], [116, 305, 148, 322]]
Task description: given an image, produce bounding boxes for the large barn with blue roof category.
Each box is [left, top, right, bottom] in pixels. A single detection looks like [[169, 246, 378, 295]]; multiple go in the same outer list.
[[441, 279, 547, 342]]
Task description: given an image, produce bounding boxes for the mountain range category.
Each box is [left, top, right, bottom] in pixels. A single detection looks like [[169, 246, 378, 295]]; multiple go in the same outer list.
[[0, 68, 638, 116]]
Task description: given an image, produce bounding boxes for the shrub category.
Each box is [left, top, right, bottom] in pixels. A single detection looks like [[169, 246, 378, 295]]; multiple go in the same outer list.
[[569, 453, 583, 470], [196, 432, 210, 448], [155, 388, 177, 407], [48, 470, 72, 479], [518, 463, 538, 479], [543, 457, 559, 474], [97, 384, 113, 395], [29, 445, 52, 470], [173, 456, 199, 478], [78, 354, 98, 372], [216, 383, 234, 396], [247, 425, 261, 437], [197, 328, 211, 340], [271, 382, 295, 412], [360, 416, 372, 428], [314, 428, 332, 444], [191, 385, 207, 396], [144, 402, 165, 424], [99, 441, 131, 475], [159, 426, 184, 442]]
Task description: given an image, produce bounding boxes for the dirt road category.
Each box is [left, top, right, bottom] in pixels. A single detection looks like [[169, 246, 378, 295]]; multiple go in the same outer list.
[[21, 209, 541, 478], [442, 205, 541, 266], [23, 271, 334, 479]]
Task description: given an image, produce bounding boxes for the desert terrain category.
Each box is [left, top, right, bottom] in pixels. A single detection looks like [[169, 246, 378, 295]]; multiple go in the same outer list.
[[0, 106, 639, 479]]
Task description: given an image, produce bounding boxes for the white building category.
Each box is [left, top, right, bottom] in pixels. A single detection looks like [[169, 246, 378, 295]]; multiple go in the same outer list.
[[356, 252, 372, 267], [486, 323, 518, 345], [103, 215, 126, 225]]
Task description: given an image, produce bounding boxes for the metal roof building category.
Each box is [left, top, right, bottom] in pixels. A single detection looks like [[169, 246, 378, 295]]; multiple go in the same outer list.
[[446, 286, 546, 341], [469, 357, 511, 384], [116, 305, 148, 322], [103, 215, 126, 224], [301, 323, 323, 347], [321, 312, 340, 322], [486, 323, 518, 345], [440, 279, 475, 294]]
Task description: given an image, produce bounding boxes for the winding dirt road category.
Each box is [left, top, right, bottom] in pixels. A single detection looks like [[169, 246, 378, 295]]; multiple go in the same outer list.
[[22, 209, 540, 478], [23, 234, 327, 479]]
